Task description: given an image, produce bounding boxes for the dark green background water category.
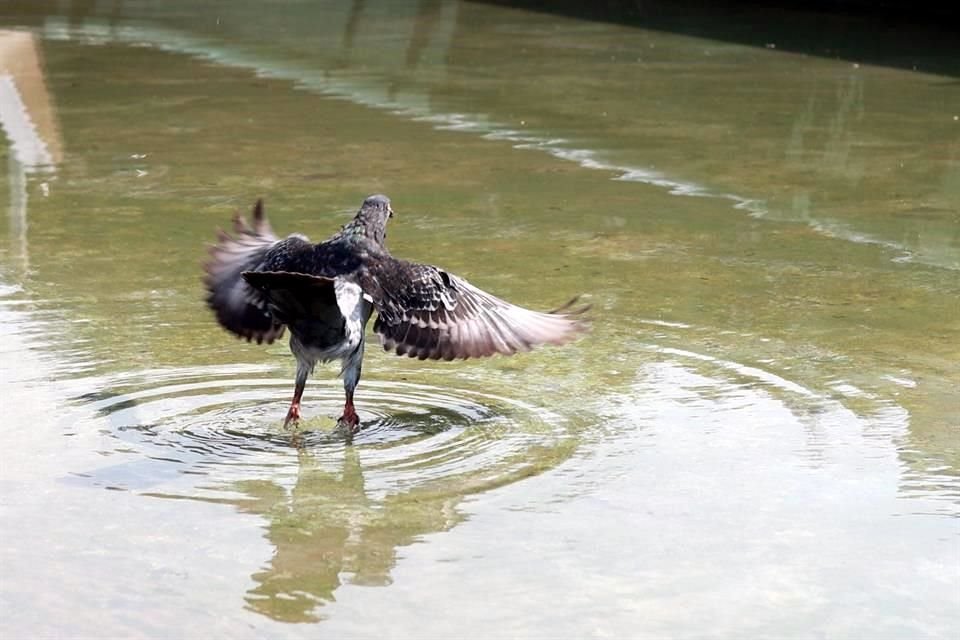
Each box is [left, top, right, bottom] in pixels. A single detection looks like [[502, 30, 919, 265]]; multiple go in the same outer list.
[[1, 1, 957, 637]]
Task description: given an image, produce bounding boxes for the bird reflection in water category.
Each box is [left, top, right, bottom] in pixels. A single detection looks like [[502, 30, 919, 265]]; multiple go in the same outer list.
[[230, 434, 463, 623]]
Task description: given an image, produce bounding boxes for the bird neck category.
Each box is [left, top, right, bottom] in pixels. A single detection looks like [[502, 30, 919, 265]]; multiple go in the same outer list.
[[340, 214, 387, 246]]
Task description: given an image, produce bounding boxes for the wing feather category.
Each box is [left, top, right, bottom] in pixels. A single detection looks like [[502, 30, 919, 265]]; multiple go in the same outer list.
[[202, 200, 311, 344], [363, 259, 589, 360]]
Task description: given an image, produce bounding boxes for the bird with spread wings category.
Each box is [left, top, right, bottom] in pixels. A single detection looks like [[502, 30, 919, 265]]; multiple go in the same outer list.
[[204, 195, 588, 431]]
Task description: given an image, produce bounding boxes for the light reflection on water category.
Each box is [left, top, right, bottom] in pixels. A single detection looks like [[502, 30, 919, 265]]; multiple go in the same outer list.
[[4, 278, 955, 631], [353, 367, 954, 639], [1, 0, 958, 636]]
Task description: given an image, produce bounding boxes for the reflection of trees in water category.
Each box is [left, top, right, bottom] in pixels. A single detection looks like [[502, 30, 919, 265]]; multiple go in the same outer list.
[[786, 74, 865, 184], [0, 29, 63, 274], [231, 446, 462, 623], [782, 71, 959, 268]]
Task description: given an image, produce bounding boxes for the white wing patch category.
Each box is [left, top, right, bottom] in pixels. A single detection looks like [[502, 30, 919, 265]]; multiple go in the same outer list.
[[335, 279, 373, 349]]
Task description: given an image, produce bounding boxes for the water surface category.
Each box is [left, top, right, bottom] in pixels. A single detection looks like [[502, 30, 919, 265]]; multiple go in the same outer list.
[[1, 1, 958, 637]]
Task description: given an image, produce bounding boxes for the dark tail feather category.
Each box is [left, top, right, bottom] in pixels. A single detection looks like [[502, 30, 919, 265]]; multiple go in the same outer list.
[[232, 198, 273, 237]]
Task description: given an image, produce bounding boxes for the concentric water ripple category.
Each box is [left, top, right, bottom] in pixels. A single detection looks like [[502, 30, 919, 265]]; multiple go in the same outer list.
[[59, 366, 576, 500]]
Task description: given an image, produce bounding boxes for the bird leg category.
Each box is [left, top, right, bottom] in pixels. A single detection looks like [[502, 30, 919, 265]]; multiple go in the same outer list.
[[337, 347, 363, 432], [284, 399, 301, 427], [338, 389, 359, 430], [284, 364, 310, 427], [283, 384, 304, 427]]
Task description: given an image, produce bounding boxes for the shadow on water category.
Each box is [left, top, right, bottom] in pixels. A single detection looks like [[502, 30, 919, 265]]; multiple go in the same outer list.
[[474, 0, 960, 77]]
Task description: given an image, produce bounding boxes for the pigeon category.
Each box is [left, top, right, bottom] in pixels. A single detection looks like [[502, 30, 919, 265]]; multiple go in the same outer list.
[[203, 195, 588, 431]]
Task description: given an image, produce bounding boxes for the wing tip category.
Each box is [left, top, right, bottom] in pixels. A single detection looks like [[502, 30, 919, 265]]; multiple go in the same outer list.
[[548, 295, 592, 317], [375, 293, 592, 362]]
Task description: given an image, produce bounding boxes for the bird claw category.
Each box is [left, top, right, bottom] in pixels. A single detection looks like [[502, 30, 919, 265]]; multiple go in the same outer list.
[[283, 403, 302, 428], [337, 406, 360, 434]]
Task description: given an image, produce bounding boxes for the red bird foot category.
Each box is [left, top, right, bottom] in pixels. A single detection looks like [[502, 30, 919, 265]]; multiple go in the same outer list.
[[283, 402, 302, 428], [337, 403, 360, 433]]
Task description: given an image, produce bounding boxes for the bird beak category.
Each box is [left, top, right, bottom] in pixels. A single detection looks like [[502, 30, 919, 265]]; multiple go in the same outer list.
[[388, 206, 394, 219]]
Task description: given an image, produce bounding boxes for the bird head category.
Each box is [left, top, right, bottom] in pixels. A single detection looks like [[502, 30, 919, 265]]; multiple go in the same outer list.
[[363, 194, 393, 217], [353, 194, 394, 244]]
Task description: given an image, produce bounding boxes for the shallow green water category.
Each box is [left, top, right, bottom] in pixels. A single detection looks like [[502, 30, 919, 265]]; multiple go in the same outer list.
[[1, 1, 958, 637]]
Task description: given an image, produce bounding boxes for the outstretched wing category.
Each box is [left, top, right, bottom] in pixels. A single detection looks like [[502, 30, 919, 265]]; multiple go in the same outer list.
[[203, 200, 311, 344], [360, 259, 589, 361]]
